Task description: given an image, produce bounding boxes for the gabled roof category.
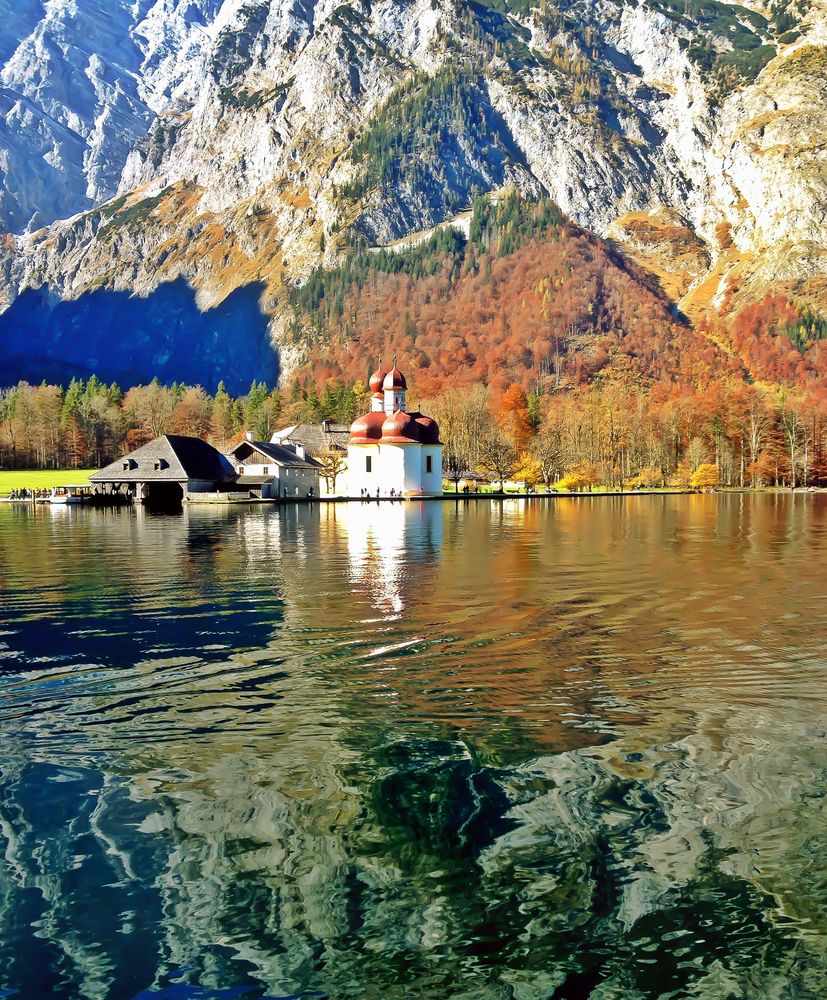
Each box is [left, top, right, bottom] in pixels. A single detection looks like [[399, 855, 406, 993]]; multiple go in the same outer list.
[[227, 439, 321, 469], [271, 423, 350, 453], [90, 435, 235, 483]]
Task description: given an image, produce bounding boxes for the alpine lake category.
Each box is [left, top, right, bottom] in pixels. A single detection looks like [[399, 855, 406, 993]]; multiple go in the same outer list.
[[0, 494, 825, 999]]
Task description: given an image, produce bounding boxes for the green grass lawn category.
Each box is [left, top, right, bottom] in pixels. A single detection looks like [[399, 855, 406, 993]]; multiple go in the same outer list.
[[0, 469, 95, 495]]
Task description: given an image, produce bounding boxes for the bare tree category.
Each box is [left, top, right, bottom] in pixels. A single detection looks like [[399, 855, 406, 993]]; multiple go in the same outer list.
[[531, 412, 564, 488], [318, 446, 347, 494], [477, 431, 518, 491], [779, 392, 805, 487], [424, 384, 492, 489], [745, 392, 772, 471]]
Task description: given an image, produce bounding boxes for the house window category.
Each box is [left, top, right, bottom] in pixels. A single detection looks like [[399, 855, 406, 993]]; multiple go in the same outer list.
[[426, 455, 433, 474], [239, 466, 245, 474], [366, 456, 372, 473], [263, 467, 269, 474]]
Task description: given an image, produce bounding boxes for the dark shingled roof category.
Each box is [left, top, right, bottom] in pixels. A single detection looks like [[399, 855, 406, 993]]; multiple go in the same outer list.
[[271, 423, 349, 454], [227, 440, 321, 469], [91, 435, 235, 484], [235, 474, 275, 485]]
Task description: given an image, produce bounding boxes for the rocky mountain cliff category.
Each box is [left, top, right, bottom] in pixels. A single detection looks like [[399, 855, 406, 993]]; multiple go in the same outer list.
[[0, 0, 824, 383]]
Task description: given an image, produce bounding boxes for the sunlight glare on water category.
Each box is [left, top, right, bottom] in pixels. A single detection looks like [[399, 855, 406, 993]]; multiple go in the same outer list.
[[0, 494, 825, 998]]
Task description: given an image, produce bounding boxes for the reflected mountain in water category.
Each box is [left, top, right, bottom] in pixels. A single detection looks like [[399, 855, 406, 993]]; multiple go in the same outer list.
[[0, 496, 826, 998]]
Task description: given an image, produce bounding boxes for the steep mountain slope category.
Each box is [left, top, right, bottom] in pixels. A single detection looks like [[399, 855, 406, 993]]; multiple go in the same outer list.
[[286, 194, 738, 396], [0, 0, 824, 386], [0, 280, 276, 393]]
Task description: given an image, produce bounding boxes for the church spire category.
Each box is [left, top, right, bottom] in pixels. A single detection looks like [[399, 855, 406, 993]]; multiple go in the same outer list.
[[369, 355, 388, 412], [382, 356, 408, 414]]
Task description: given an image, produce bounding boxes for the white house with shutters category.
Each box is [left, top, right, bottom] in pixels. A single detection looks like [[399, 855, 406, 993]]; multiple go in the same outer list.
[[225, 434, 321, 498]]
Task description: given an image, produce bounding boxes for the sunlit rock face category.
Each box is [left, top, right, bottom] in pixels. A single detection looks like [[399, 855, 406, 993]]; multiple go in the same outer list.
[[0, 0, 824, 371], [0, 0, 225, 233]]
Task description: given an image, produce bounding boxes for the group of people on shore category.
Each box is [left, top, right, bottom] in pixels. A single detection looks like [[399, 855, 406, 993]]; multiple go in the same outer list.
[[358, 487, 425, 499], [5, 488, 50, 500], [359, 487, 398, 499]]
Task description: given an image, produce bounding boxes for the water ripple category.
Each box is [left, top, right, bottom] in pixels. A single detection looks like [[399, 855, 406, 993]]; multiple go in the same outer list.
[[0, 497, 825, 998]]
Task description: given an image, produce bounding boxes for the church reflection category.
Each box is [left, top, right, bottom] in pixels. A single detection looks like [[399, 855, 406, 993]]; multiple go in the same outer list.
[[333, 500, 443, 615]]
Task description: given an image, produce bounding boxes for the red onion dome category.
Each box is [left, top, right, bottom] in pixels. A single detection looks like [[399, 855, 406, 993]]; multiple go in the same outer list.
[[382, 365, 407, 392], [350, 411, 385, 442], [369, 367, 387, 394], [414, 415, 440, 444], [381, 410, 420, 442]]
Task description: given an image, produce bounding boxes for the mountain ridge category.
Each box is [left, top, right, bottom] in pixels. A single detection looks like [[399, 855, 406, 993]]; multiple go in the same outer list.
[[0, 0, 824, 388]]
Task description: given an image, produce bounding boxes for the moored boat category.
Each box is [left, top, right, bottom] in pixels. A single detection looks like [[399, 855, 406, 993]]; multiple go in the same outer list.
[[48, 485, 92, 505]]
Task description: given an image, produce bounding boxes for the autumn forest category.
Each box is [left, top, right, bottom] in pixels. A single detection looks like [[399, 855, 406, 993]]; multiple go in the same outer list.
[[2, 193, 827, 490]]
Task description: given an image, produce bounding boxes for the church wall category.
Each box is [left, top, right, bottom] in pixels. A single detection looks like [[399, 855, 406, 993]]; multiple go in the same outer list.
[[346, 443, 442, 497], [346, 444, 380, 496], [420, 446, 443, 494], [381, 445, 406, 494], [347, 444, 417, 496], [400, 445, 422, 495]]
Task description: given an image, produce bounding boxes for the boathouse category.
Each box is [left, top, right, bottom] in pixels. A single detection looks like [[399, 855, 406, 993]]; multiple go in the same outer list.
[[90, 435, 235, 505]]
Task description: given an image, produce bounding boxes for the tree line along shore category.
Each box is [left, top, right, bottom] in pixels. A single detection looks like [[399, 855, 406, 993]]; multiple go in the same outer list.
[[1, 372, 825, 492]]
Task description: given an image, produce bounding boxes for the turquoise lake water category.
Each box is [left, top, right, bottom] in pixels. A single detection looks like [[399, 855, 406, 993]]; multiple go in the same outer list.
[[0, 495, 825, 998]]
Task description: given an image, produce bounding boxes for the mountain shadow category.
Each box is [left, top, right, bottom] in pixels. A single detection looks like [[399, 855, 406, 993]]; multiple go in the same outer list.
[[0, 279, 278, 393]]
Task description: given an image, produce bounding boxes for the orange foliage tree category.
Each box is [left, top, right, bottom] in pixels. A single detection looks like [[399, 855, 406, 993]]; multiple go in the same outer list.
[[498, 384, 533, 452]]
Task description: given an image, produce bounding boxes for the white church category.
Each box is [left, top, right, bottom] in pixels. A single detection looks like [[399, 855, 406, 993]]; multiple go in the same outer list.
[[347, 358, 443, 497]]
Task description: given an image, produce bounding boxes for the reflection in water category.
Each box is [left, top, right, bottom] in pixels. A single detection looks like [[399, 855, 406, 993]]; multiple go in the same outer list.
[[0, 495, 826, 998], [340, 501, 442, 616]]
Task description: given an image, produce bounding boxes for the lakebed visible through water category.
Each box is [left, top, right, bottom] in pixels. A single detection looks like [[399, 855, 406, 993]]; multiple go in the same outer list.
[[0, 495, 825, 999]]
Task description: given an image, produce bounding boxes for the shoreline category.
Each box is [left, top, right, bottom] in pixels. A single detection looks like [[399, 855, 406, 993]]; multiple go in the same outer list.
[[315, 487, 826, 503], [3, 486, 825, 507]]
